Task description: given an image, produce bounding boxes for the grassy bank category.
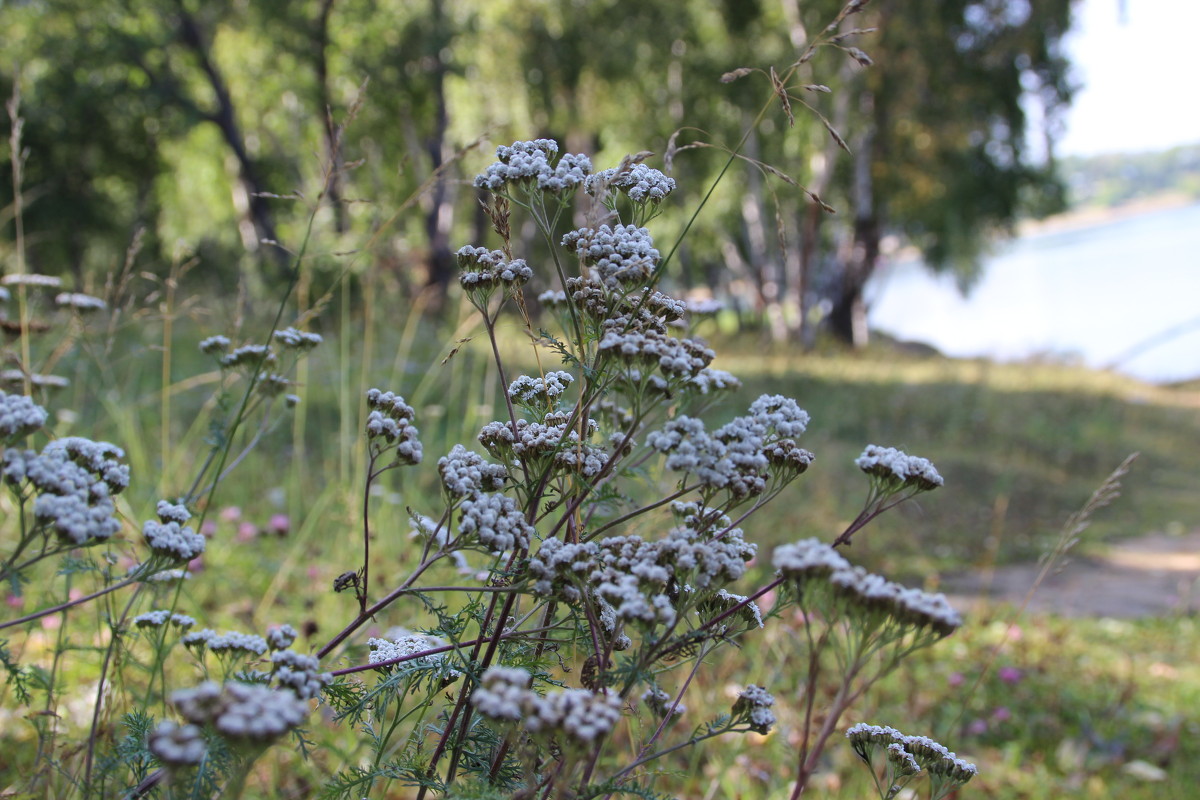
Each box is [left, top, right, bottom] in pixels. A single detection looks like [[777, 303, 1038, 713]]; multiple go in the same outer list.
[[4, 302, 1199, 798]]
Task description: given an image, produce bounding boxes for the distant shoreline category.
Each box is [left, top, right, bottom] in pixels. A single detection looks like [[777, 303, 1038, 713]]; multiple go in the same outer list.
[[1017, 191, 1199, 237]]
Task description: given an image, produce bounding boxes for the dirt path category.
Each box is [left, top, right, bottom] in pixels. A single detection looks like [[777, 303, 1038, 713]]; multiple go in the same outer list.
[[940, 530, 1200, 618]]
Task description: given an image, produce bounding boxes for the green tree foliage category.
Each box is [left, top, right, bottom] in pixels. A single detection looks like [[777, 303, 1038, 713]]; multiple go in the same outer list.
[[826, 0, 1074, 345], [1, 0, 1076, 346]]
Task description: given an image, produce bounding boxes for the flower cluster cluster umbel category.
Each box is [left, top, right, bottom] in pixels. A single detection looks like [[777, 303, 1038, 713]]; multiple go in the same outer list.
[[311, 137, 969, 800]]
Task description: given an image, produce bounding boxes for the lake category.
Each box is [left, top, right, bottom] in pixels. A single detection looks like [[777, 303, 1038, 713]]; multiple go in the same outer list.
[[866, 201, 1200, 383]]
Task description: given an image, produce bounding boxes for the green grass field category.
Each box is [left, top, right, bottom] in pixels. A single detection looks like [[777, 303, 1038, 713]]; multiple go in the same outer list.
[[3, 298, 1198, 798]]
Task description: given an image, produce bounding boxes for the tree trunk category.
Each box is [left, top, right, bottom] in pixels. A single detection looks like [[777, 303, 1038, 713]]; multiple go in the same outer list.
[[829, 90, 878, 348], [314, 0, 347, 234], [174, 3, 288, 277], [422, 0, 455, 298]]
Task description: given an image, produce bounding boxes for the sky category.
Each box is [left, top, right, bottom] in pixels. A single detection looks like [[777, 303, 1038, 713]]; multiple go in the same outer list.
[[1057, 0, 1200, 156]]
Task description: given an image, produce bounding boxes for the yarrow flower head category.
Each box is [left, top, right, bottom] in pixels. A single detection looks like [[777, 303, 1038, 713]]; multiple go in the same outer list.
[[586, 163, 676, 204], [0, 390, 48, 443], [508, 371, 574, 411], [856, 444, 943, 491], [368, 633, 459, 678], [562, 224, 660, 287], [199, 335, 231, 355], [846, 724, 977, 800], [641, 687, 686, 719], [270, 649, 332, 699], [470, 666, 534, 723], [148, 720, 207, 767], [456, 246, 533, 302], [15, 437, 128, 545], [172, 680, 311, 744], [473, 139, 591, 195], [54, 292, 106, 312], [267, 624, 298, 651], [365, 389, 422, 464], [437, 444, 507, 497], [273, 327, 322, 350], [731, 684, 776, 734], [774, 539, 962, 637], [220, 344, 276, 369], [207, 631, 268, 657], [134, 609, 172, 628], [1, 273, 62, 289], [144, 519, 206, 562]]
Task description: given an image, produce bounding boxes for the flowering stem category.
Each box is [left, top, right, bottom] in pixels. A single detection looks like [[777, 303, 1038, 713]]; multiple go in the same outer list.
[[83, 585, 143, 790], [359, 450, 379, 615]]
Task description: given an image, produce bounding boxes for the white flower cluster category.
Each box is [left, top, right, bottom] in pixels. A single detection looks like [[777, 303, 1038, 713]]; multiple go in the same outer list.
[[688, 368, 741, 395], [855, 444, 943, 490], [437, 444, 507, 497], [181, 628, 216, 649], [456, 246, 533, 291], [365, 388, 422, 464], [267, 624, 298, 651], [469, 665, 533, 722], [648, 395, 813, 498], [0, 390, 48, 442], [646, 416, 755, 496], [773, 539, 962, 636], [528, 517, 755, 637], [529, 687, 623, 744], [273, 327, 323, 350], [599, 328, 714, 381], [134, 610, 195, 630], [846, 723, 978, 785], [7, 437, 129, 545], [199, 335, 231, 355], [2, 273, 62, 288], [587, 164, 676, 204], [270, 650, 331, 699], [255, 373, 292, 397], [772, 537, 850, 577], [697, 588, 764, 631], [148, 719, 207, 766], [144, 518, 206, 562], [220, 344, 277, 369], [508, 371, 574, 407], [367, 634, 457, 676], [133, 609, 172, 628], [156, 499, 191, 524], [173, 680, 310, 743], [0, 371, 69, 389], [636, 289, 688, 321], [473, 139, 592, 194], [142, 567, 190, 583], [641, 686, 686, 718], [748, 395, 810, 437], [53, 292, 106, 312], [887, 741, 923, 777], [470, 666, 622, 746], [732, 684, 776, 734], [457, 491, 534, 553], [208, 631, 268, 656], [561, 224, 659, 287], [478, 416, 607, 479]]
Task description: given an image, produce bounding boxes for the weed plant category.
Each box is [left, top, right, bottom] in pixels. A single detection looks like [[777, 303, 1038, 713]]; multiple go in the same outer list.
[[0, 125, 983, 797]]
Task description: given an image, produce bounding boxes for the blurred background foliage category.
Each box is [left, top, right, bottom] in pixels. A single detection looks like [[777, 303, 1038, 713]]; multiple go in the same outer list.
[[1, 0, 1073, 344]]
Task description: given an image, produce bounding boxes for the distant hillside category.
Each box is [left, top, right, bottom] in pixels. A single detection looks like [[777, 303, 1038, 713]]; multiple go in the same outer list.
[[1060, 143, 1200, 209]]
